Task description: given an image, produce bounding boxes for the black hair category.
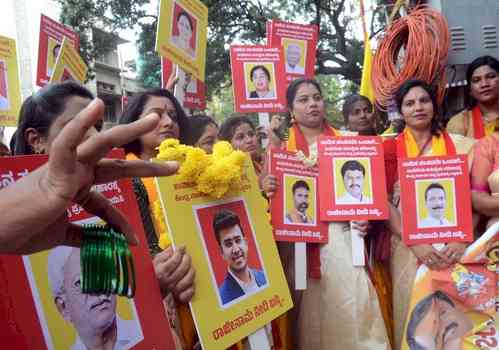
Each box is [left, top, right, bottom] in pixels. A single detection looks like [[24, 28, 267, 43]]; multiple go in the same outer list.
[[341, 160, 365, 178], [177, 10, 194, 31], [14, 81, 94, 155], [218, 115, 255, 142], [394, 79, 443, 136], [286, 78, 323, 111], [465, 55, 499, 108], [424, 182, 446, 200], [406, 291, 454, 350], [292, 180, 309, 194], [52, 44, 61, 60], [185, 114, 218, 146], [250, 65, 271, 82], [342, 94, 373, 124], [119, 88, 189, 156], [213, 209, 243, 245]]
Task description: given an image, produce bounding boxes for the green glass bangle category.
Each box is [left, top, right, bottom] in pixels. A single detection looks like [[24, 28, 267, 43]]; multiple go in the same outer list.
[[80, 225, 135, 298]]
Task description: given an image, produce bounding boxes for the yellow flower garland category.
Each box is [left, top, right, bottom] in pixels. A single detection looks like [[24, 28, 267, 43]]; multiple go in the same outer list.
[[154, 140, 246, 249]]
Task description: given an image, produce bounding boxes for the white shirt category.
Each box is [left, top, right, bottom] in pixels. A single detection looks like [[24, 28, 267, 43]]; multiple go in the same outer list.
[[419, 216, 452, 228], [336, 191, 372, 205], [285, 63, 305, 74], [71, 316, 144, 350]]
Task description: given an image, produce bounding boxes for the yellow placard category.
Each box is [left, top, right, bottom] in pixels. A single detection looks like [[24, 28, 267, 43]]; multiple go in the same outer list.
[[50, 37, 87, 84], [0, 35, 22, 127], [155, 0, 208, 82], [155, 159, 293, 349]]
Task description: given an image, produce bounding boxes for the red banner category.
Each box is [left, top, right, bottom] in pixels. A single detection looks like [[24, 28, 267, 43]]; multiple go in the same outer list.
[[36, 14, 80, 87], [267, 20, 318, 83], [269, 149, 328, 243], [318, 135, 389, 221], [0, 150, 175, 349], [398, 154, 474, 245], [229, 45, 286, 113]]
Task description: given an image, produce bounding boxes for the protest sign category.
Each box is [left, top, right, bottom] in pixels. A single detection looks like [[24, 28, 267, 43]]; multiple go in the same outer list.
[[318, 135, 389, 221], [398, 154, 473, 246], [161, 57, 206, 110], [269, 149, 328, 243], [155, 158, 292, 349], [0, 35, 21, 127], [36, 14, 80, 87], [267, 20, 318, 83], [230, 45, 286, 113], [156, 0, 208, 82], [401, 222, 499, 350], [49, 37, 88, 84], [0, 151, 175, 350]]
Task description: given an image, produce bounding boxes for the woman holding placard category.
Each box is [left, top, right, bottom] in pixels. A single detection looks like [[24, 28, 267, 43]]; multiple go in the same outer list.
[[447, 56, 499, 140], [387, 79, 475, 348], [263, 78, 390, 350]]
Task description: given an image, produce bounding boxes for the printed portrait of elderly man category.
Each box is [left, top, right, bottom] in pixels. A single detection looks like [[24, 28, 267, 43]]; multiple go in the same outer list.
[[336, 160, 372, 204], [284, 43, 305, 75], [48, 246, 143, 350], [213, 209, 267, 305]]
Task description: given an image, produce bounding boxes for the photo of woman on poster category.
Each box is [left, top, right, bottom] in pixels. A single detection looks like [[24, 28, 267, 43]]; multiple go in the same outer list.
[[247, 64, 276, 99], [170, 5, 197, 59]]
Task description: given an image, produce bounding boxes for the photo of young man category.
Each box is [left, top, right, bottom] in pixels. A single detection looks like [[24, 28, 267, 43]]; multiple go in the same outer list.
[[285, 179, 314, 225], [336, 160, 372, 204], [213, 209, 267, 305]]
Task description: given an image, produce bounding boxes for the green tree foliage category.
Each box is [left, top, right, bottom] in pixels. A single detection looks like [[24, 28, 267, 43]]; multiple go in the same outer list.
[[57, 0, 388, 110]]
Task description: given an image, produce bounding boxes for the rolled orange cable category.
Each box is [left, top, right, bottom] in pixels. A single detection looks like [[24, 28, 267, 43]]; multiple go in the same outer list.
[[371, 6, 450, 110]]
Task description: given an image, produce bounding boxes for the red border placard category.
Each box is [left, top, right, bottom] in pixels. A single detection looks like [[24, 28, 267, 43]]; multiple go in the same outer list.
[[36, 14, 80, 87], [398, 154, 473, 246], [0, 151, 175, 349], [230, 45, 286, 113], [267, 20, 318, 83], [161, 57, 206, 110], [269, 149, 328, 243], [318, 135, 389, 221]]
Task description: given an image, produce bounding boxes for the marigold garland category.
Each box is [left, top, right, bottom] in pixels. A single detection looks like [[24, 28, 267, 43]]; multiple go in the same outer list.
[[156, 139, 247, 199], [152, 199, 171, 250]]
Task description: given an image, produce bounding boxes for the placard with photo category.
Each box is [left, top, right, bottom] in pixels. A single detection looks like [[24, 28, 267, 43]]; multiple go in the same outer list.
[[0, 35, 21, 127], [269, 149, 328, 243], [230, 45, 286, 113], [161, 57, 206, 110], [156, 0, 208, 82], [398, 154, 473, 245], [267, 20, 318, 83], [0, 151, 175, 350], [36, 14, 80, 87], [49, 37, 88, 84], [155, 157, 292, 350], [318, 135, 389, 221]]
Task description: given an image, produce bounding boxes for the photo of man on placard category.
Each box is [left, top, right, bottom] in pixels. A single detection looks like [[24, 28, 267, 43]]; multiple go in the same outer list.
[[47, 246, 143, 350], [406, 290, 473, 350], [336, 159, 372, 204], [419, 182, 455, 228], [283, 40, 305, 75], [213, 209, 267, 305], [47, 38, 61, 77], [285, 179, 314, 225]]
